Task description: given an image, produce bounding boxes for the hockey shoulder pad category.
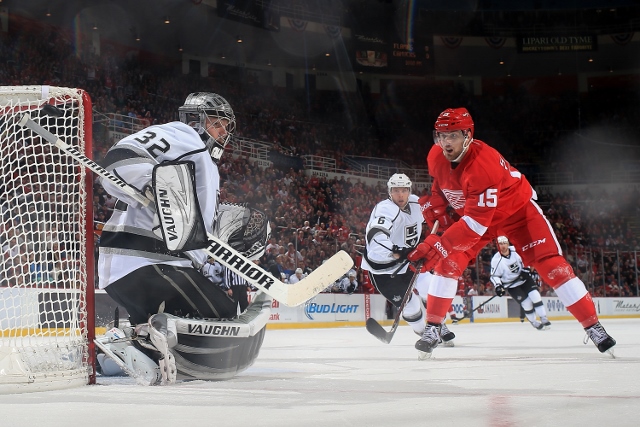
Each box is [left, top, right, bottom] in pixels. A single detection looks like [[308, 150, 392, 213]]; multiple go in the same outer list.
[[152, 161, 208, 252]]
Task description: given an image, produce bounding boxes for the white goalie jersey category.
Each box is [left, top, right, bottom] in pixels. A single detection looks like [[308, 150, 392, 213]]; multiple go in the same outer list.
[[361, 195, 423, 275], [98, 121, 219, 288], [490, 247, 526, 288]]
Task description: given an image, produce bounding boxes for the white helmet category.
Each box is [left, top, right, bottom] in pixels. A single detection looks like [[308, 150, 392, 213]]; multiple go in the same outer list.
[[497, 236, 509, 244], [179, 92, 236, 162], [387, 173, 412, 195]]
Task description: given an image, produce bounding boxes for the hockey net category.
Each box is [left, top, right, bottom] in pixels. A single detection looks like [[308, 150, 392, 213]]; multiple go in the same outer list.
[[0, 86, 95, 393]]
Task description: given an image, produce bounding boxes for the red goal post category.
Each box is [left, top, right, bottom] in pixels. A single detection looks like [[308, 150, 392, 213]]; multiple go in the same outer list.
[[0, 86, 95, 392]]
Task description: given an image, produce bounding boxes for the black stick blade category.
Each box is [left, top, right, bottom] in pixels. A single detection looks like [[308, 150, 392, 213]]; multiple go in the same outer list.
[[366, 318, 392, 344], [41, 103, 65, 117]]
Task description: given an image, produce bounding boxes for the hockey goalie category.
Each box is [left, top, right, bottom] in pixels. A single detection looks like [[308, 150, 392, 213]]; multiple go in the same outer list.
[[95, 92, 272, 384]]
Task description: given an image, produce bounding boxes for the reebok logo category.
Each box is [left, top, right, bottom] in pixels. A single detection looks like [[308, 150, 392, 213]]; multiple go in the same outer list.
[[434, 242, 448, 258], [420, 201, 432, 212]]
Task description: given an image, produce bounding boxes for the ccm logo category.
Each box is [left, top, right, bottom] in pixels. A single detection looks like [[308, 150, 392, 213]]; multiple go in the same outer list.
[[522, 238, 546, 251], [434, 242, 448, 258]]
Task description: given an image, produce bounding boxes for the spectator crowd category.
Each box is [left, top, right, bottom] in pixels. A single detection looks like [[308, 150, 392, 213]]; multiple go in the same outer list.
[[1, 16, 640, 298]]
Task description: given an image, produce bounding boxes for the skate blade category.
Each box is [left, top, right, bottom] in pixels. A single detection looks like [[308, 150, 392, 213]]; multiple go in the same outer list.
[[417, 350, 433, 361], [606, 349, 616, 359], [443, 340, 455, 348]]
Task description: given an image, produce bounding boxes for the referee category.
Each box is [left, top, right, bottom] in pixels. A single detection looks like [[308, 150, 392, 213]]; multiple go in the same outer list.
[[222, 265, 250, 313]]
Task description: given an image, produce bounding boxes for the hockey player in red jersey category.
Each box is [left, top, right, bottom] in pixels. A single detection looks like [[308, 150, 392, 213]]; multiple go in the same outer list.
[[408, 107, 616, 359]]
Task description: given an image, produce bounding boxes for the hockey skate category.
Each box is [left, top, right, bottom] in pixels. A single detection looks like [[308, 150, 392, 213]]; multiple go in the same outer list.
[[584, 322, 616, 357], [416, 324, 440, 360], [440, 322, 455, 347], [530, 320, 544, 330], [94, 327, 162, 386], [148, 313, 178, 385], [540, 317, 551, 330]]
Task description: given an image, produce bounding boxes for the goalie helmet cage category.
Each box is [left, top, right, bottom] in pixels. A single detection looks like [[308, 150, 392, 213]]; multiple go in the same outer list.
[[0, 86, 96, 393]]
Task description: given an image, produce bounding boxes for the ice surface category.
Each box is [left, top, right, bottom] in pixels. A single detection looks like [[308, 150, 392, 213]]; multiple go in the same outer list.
[[1, 318, 638, 427]]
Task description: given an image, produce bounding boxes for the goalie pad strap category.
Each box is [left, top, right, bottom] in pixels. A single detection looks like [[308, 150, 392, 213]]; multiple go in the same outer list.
[[152, 161, 208, 252]]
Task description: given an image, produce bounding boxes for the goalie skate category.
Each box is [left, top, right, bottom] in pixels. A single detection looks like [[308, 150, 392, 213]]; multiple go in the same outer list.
[[149, 313, 178, 385], [94, 328, 162, 386]]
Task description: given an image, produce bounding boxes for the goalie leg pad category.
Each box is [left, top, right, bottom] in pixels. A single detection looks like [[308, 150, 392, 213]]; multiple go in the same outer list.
[[168, 292, 271, 381], [152, 161, 207, 252]]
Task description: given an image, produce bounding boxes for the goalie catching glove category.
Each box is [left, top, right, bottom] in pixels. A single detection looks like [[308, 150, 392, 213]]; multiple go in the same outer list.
[[407, 234, 453, 273], [214, 202, 271, 260]]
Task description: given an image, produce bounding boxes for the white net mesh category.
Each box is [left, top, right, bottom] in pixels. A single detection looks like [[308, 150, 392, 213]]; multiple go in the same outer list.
[[0, 86, 92, 392]]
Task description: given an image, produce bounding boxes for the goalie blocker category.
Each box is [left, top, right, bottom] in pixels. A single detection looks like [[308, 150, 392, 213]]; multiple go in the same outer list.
[[152, 161, 208, 252], [152, 161, 270, 259]]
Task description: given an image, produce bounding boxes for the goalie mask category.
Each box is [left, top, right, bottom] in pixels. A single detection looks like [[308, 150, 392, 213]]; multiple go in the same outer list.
[[179, 92, 236, 162]]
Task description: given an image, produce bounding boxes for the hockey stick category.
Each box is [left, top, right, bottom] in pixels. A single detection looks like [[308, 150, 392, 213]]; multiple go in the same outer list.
[[389, 259, 409, 278], [365, 221, 438, 344], [17, 110, 353, 307], [365, 259, 423, 344], [452, 294, 498, 323]]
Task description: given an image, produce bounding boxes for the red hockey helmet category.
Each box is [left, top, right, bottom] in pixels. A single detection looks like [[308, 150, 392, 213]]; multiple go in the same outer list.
[[434, 108, 474, 138]]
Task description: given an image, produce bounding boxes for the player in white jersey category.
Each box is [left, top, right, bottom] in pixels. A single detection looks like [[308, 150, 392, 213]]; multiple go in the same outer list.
[[95, 93, 269, 384], [361, 174, 454, 344], [202, 257, 226, 288], [490, 236, 551, 330]]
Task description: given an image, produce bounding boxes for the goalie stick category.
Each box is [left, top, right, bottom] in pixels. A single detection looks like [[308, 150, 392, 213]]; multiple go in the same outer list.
[[365, 221, 438, 344], [17, 109, 353, 307]]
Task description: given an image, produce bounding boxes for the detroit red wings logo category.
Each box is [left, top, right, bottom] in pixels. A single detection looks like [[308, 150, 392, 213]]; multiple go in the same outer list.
[[441, 189, 465, 209]]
